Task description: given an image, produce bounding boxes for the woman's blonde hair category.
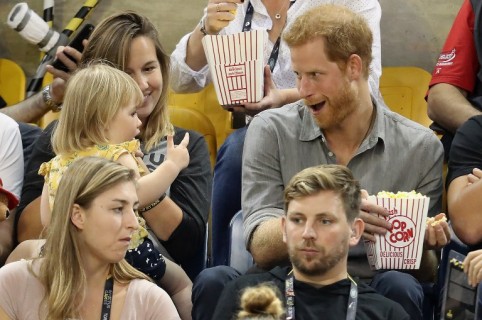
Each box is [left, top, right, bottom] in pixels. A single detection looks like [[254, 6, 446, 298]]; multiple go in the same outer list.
[[33, 157, 150, 319], [81, 11, 173, 151], [237, 283, 285, 320], [52, 62, 143, 155]]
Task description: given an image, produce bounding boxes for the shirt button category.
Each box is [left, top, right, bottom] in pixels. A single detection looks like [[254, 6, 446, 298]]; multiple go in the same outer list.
[[328, 152, 334, 157]]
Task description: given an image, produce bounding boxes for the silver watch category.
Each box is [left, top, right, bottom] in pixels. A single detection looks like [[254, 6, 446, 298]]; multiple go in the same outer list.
[[42, 85, 62, 112]]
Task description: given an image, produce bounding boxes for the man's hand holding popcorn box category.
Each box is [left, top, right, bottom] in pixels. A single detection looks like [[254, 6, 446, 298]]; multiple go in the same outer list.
[[359, 190, 450, 273]]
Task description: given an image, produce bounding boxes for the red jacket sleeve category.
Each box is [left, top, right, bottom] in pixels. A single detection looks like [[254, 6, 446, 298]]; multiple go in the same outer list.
[[429, 0, 479, 93]]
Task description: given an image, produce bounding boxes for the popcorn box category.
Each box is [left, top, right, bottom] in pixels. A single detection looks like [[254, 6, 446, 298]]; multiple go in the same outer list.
[[202, 30, 266, 106], [364, 192, 430, 270]]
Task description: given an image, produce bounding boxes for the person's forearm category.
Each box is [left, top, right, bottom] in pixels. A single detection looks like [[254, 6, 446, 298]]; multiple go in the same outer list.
[[185, 27, 209, 71], [159, 259, 193, 320], [249, 217, 288, 270], [448, 179, 482, 245], [171, 286, 193, 320], [427, 83, 481, 133], [138, 160, 180, 207], [142, 196, 183, 241], [0, 92, 49, 123]]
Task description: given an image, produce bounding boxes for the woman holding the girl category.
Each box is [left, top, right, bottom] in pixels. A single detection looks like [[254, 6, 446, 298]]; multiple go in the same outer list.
[[15, 12, 212, 282]]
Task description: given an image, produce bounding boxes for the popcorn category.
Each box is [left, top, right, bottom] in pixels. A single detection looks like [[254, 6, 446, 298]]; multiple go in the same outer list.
[[364, 191, 430, 270], [377, 190, 425, 199], [426, 214, 447, 227]]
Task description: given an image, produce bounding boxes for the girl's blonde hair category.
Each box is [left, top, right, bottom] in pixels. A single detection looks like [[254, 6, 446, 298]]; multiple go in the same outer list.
[[237, 283, 285, 320], [81, 11, 174, 151], [33, 156, 150, 319], [52, 62, 143, 155]]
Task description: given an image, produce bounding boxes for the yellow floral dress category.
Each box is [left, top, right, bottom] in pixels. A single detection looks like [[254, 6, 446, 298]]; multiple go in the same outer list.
[[39, 140, 149, 249]]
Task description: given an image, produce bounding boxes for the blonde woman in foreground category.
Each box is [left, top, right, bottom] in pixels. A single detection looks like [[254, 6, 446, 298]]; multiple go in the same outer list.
[[0, 157, 180, 319]]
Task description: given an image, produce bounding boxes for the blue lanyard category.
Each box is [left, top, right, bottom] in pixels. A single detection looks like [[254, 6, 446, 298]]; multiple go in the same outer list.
[[241, 0, 296, 72], [285, 272, 358, 320]]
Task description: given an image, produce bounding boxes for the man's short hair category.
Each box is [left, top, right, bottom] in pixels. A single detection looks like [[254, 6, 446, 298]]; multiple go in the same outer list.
[[283, 4, 373, 78], [284, 165, 361, 222]]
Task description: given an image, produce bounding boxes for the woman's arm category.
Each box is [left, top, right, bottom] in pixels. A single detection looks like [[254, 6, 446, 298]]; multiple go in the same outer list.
[[158, 259, 193, 320]]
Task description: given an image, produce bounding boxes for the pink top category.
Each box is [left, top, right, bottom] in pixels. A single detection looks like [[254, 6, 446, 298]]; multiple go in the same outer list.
[[0, 259, 180, 320]]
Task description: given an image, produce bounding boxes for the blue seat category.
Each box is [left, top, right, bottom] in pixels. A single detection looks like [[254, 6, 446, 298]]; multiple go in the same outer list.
[[227, 210, 253, 274], [434, 230, 471, 319]]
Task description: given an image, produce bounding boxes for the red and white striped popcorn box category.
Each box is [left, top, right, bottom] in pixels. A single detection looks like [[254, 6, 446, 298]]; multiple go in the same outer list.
[[364, 193, 430, 270], [202, 30, 266, 106]]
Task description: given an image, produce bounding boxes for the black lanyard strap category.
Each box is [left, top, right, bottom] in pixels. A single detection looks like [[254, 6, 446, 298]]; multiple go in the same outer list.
[[285, 272, 358, 320], [241, 0, 295, 72], [101, 276, 114, 320]]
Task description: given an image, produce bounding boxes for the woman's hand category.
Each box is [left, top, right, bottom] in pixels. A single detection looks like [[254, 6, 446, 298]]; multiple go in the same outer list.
[[203, 0, 243, 35]]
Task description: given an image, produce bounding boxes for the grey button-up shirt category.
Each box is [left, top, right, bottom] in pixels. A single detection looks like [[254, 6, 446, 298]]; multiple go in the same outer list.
[[242, 96, 443, 278]]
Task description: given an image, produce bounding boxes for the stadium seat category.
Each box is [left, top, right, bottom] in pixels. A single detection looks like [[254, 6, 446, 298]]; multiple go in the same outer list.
[[380, 66, 432, 128], [0, 58, 25, 107], [169, 84, 233, 149], [227, 210, 253, 274], [169, 106, 217, 169]]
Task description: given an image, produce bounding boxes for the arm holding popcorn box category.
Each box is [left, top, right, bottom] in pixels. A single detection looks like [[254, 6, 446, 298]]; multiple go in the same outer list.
[[227, 66, 300, 116], [362, 191, 450, 276]]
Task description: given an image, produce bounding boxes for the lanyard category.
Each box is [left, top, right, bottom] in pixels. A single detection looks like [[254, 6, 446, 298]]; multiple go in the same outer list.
[[285, 272, 358, 320], [100, 276, 114, 320], [241, 0, 296, 72]]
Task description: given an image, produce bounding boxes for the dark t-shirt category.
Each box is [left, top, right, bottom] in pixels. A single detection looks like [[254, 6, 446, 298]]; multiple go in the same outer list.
[[447, 115, 482, 186], [213, 266, 410, 320]]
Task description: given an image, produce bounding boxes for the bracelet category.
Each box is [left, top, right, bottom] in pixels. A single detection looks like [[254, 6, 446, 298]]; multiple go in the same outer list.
[[139, 193, 167, 215], [199, 15, 216, 36]]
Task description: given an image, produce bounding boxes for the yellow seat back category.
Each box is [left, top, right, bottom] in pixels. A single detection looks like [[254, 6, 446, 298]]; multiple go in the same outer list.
[[169, 84, 232, 149], [0, 59, 26, 106], [379, 66, 432, 128], [169, 106, 217, 169]]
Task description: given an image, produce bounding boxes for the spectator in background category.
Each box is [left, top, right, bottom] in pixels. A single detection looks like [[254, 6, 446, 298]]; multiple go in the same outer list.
[[1, 79, 64, 166], [14, 12, 212, 281], [170, 0, 382, 268], [193, 5, 448, 320], [213, 165, 409, 320], [0, 113, 23, 265], [427, 0, 482, 156]]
